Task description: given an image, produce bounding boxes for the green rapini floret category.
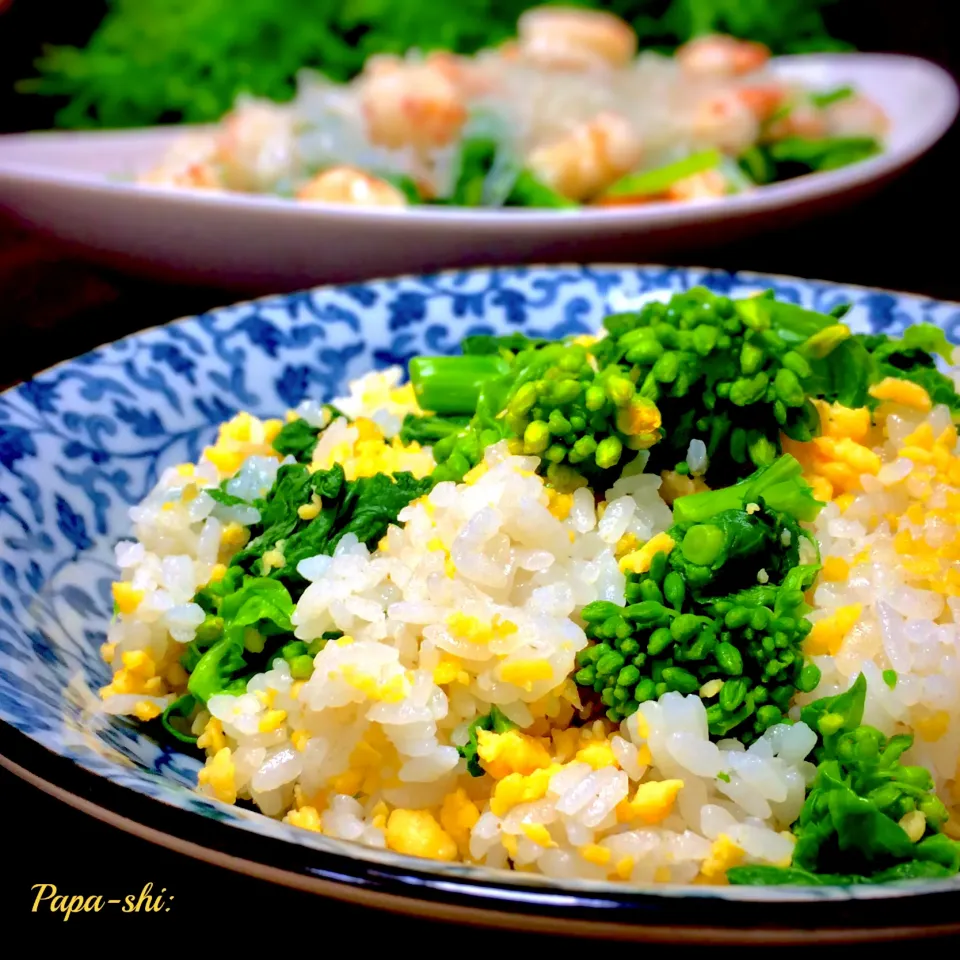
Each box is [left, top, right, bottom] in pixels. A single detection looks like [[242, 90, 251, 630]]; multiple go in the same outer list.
[[592, 287, 873, 486], [575, 455, 824, 740]]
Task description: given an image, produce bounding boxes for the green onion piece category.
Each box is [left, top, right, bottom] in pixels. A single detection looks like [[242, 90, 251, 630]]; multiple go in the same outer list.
[[506, 169, 578, 209], [603, 149, 722, 199], [810, 86, 854, 109], [408, 355, 511, 415]]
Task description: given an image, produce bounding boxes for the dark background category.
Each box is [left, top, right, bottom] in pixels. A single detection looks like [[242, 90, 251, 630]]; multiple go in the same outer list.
[[1, 0, 960, 940]]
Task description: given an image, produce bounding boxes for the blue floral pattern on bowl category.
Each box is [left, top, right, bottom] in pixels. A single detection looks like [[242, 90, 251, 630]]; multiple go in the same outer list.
[[2, 265, 960, 913]]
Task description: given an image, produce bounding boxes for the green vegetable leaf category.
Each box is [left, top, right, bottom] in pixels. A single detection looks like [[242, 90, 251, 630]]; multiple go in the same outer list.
[[207, 488, 249, 507], [237, 463, 430, 581], [272, 418, 322, 461], [398, 413, 472, 446], [460, 333, 551, 357], [768, 135, 881, 172], [458, 706, 517, 776], [855, 325, 960, 416], [727, 864, 825, 885], [800, 672, 867, 760], [187, 578, 295, 703]]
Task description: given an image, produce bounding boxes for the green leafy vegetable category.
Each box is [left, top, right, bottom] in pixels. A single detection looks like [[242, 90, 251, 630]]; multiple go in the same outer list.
[[768, 135, 881, 171], [739, 135, 881, 185], [856, 324, 960, 416], [272, 418, 322, 461], [21, 1, 849, 130], [460, 333, 552, 357], [207, 488, 249, 507], [729, 674, 960, 885], [235, 463, 431, 582], [187, 578, 295, 703], [458, 706, 517, 777], [398, 413, 472, 446]]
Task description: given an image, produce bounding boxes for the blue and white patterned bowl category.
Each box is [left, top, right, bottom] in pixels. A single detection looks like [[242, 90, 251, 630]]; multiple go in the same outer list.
[[3, 265, 960, 943]]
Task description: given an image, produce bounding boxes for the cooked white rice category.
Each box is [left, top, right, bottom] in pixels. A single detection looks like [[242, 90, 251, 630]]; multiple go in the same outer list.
[[98, 356, 960, 883]]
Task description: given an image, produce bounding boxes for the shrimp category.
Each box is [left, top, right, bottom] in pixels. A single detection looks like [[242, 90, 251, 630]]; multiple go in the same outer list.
[[676, 34, 770, 78], [424, 50, 497, 98], [138, 133, 223, 190], [139, 160, 222, 190], [214, 101, 296, 192], [822, 94, 889, 138], [295, 167, 408, 208], [765, 103, 828, 141], [360, 61, 467, 152], [527, 112, 643, 201], [517, 6, 637, 71], [691, 89, 761, 154], [666, 169, 728, 201]]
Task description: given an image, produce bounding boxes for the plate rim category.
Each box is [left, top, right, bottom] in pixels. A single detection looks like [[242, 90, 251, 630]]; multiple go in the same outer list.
[[9, 259, 960, 393]]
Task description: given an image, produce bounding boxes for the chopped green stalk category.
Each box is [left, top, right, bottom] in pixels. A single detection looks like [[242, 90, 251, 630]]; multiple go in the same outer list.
[[603, 149, 722, 198], [408, 355, 511, 415], [810, 85, 854, 108], [506, 169, 578, 209], [672, 455, 824, 527]]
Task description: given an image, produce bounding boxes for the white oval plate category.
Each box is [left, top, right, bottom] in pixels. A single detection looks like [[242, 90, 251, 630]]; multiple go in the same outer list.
[[0, 53, 956, 292]]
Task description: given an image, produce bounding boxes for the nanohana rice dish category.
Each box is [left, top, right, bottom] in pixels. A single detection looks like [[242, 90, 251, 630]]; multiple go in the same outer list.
[[138, 7, 887, 211], [101, 288, 960, 887]]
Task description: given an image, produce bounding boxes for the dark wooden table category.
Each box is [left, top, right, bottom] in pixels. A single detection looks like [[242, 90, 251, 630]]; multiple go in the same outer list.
[[1, 118, 959, 941]]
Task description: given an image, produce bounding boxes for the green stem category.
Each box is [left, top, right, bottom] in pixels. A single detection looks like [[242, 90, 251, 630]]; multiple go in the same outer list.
[[603, 149, 722, 199], [408, 355, 512, 415], [506, 170, 578, 209], [672, 454, 824, 526]]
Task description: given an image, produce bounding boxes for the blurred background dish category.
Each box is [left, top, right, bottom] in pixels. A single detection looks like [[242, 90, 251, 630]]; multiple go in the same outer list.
[[0, 2, 956, 291], [0, 51, 954, 290]]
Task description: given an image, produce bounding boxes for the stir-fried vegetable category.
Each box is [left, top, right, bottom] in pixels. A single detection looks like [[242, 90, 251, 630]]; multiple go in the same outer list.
[[410, 287, 877, 490]]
